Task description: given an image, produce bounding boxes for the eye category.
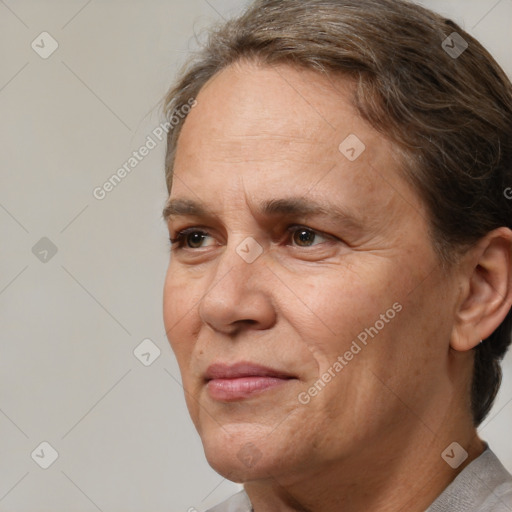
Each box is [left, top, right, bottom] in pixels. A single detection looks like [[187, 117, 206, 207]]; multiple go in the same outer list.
[[287, 225, 331, 247], [169, 228, 215, 249], [169, 225, 334, 251]]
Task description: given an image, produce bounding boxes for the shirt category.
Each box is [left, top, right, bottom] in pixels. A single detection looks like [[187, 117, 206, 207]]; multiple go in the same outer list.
[[206, 445, 512, 511]]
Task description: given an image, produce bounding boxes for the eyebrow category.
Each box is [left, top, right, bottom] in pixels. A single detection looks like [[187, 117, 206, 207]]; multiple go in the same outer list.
[[163, 197, 363, 231]]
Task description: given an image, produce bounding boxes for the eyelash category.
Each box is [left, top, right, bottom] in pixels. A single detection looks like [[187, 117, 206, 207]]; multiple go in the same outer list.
[[169, 225, 333, 250]]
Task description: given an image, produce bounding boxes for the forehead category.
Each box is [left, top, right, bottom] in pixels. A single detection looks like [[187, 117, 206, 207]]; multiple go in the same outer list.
[[176, 60, 363, 162], [170, 60, 424, 224]]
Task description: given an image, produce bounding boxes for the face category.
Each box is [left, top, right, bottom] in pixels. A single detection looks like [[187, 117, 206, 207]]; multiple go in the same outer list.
[[163, 60, 461, 484]]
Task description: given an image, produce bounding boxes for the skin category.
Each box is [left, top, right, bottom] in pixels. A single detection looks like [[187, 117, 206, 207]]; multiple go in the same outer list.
[[163, 59, 512, 512]]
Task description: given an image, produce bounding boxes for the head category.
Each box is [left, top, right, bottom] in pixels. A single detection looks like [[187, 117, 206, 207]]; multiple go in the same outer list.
[[162, 0, 512, 483]]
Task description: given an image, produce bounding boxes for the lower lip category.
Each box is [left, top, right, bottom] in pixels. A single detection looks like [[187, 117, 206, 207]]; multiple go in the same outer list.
[[206, 376, 292, 401]]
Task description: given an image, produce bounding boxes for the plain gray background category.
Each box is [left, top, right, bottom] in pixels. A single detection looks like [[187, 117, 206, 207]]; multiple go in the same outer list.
[[1, 1, 511, 511]]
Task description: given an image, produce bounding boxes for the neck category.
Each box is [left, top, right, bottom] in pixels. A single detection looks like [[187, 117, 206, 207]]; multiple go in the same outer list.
[[244, 421, 485, 512]]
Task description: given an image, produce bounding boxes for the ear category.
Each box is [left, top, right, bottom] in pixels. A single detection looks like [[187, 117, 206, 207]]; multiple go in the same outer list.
[[451, 227, 512, 352]]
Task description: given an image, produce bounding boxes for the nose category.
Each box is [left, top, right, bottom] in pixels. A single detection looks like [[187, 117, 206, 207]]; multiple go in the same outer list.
[[198, 239, 276, 335]]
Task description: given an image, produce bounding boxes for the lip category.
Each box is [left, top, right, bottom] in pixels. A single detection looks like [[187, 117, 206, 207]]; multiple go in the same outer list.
[[205, 362, 296, 401], [205, 362, 295, 380]]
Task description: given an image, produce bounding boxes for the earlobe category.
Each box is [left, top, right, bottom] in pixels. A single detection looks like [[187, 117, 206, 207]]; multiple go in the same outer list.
[[450, 228, 512, 352]]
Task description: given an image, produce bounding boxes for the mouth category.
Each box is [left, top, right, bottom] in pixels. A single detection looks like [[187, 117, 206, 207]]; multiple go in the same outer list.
[[204, 362, 297, 401]]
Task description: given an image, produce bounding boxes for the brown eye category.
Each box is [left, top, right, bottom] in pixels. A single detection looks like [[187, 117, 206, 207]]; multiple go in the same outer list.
[[170, 229, 212, 249], [184, 232, 207, 248], [289, 226, 329, 247], [293, 228, 315, 246]]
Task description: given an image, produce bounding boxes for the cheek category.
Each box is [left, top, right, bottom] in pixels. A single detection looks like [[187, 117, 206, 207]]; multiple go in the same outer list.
[[163, 277, 179, 342], [283, 269, 418, 442], [163, 269, 204, 425], [288, 263, 400, 364], [163, 267, 197, 360]]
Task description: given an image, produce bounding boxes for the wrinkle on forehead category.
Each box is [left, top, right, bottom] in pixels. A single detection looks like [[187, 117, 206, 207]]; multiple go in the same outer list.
[[180, 60, 359, 140], [171, 60, 428, 246]]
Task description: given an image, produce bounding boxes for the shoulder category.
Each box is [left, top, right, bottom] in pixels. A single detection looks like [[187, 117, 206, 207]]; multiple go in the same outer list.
[[472, 447, 512, 511], [477, 469, 512, 511], [427, 445, 512, 512]]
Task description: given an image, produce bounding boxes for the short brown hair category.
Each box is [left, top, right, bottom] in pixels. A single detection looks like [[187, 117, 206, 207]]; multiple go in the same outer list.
[[163, 0, 512, 426]]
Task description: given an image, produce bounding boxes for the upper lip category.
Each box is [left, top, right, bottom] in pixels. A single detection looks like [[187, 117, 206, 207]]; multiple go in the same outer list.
[[204, 362, 296, 381]]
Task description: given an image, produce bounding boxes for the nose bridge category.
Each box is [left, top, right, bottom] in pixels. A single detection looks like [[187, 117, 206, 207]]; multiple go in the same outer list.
[[198, 234, 273, 331], [212, 234, 266, 297]]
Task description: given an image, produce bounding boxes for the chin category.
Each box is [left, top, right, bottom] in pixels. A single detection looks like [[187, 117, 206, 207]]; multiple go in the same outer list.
[[200, 431, 279, 481], [204, 450, 274, 483]]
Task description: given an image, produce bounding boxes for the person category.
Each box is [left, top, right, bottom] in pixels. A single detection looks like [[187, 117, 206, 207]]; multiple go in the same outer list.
[[161, 0, 512, 510]]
